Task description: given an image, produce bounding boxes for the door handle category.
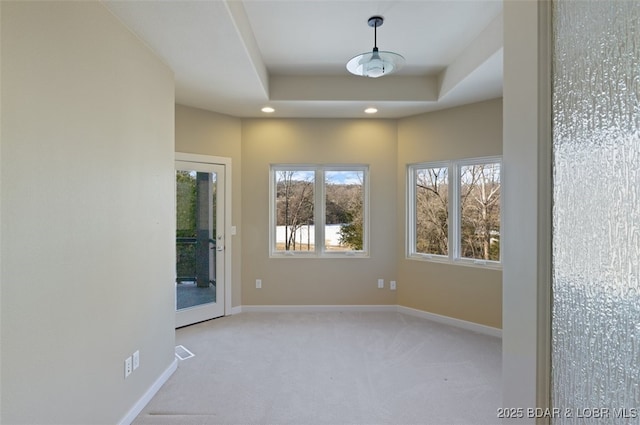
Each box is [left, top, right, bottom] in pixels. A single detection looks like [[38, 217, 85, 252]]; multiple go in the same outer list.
[[216, 246, 224, 252]]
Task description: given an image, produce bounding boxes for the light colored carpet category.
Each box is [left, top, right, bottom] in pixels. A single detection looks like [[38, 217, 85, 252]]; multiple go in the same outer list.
[[134, 312, 502, 425]]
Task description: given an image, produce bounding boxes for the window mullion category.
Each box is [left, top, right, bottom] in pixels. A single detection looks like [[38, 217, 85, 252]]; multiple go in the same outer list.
[[269, 167, 276, 254], [362, 167, 370, 253], [407, 166, 416, 256], [316, 168, 325, 254], [450, 163, 459, 261]]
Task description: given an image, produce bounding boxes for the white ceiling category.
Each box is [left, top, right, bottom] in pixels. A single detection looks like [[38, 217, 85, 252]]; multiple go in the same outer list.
[[104, 0, 503, 119]]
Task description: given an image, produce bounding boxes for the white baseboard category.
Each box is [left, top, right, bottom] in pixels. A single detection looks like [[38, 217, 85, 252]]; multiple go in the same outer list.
[[118, 358, 178, 425], [236, 304, 501, 338], [241, 304, 397, 313], [397, 305, 502, 338]]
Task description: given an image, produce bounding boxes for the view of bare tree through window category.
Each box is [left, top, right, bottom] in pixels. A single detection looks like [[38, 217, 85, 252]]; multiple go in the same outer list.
[[326, 171, 364, 251], [415, 167, 449, 255], [410, 159, 501, 263], [273, 167, 367, 254], [459, 163, 500, 261], [275, 170, 315, 251]]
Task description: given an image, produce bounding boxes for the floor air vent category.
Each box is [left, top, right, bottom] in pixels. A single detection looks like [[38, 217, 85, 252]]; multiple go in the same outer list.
[[175, 345, 195, 361]]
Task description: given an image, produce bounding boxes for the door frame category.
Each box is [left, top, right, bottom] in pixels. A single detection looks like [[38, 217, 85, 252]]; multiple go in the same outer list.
[[502, 0, 553, 420], [175, 152, 232, 318]]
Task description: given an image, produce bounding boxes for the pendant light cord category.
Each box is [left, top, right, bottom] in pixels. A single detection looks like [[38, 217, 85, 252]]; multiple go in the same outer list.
[[373, 21, 378, 49]]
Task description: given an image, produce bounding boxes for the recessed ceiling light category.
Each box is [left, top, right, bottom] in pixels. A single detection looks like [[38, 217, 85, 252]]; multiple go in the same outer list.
[[364, 107, 378, 114], [261, 106, 275, 113]]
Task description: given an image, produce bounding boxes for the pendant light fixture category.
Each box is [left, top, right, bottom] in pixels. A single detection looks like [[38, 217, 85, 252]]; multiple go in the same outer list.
[[346, 16, 405, 78]]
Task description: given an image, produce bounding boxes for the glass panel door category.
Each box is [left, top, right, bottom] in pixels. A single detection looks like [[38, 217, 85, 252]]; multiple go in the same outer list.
[[175, 161, 225, 327], [552, 0, 640, 421]]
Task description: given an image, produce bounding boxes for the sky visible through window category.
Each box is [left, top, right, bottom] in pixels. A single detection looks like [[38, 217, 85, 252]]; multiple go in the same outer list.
[[278, 170, 362, 185], [326, 171, 363, 185]]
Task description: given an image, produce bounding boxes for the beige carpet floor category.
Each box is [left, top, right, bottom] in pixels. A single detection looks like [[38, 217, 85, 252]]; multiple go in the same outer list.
[[134, 312, 502, 425]]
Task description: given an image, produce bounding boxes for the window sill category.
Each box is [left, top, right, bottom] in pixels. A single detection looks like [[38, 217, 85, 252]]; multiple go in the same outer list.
[[270, 252, 370, 259], [406, 254, 502, 270]]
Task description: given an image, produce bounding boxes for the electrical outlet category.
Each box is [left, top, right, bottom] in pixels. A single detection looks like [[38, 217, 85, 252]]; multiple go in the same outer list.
[[377, 278, 384, 289], [390, 281, 397, 291], [256, 279, 262, 289], [125, 356, 132, 378], [133, 350, 140, 370]]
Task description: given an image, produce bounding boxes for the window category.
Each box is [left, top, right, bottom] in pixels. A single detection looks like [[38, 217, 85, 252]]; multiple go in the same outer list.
[[408, 157, 501, 266], [270, 165, 368, 257], [458, 162, 501, 262], [413, 164, 449, 256]]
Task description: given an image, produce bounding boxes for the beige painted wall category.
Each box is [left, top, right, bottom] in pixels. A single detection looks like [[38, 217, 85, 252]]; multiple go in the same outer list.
[[175, 105, 243, 307], [396, 99, 503, 328], [241, 119, 398, 305], [1, 2, 175, 423]]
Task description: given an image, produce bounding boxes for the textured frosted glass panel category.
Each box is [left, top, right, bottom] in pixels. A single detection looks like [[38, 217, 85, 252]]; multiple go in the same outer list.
[[552, 1, 640, 423]]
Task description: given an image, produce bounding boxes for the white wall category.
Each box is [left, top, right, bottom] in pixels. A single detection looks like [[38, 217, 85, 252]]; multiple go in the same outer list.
[[1, 2, 176, 423]]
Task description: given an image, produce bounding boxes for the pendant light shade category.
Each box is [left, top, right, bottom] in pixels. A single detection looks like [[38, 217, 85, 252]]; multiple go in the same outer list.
[[346, 16, 405, 78]]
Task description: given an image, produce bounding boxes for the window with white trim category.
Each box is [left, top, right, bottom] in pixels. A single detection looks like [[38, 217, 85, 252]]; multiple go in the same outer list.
[[270, 165, 369, 257], [408, 157, 501, 266]]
